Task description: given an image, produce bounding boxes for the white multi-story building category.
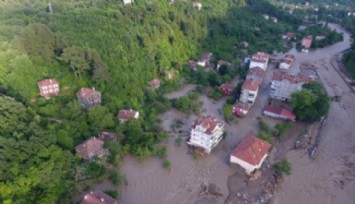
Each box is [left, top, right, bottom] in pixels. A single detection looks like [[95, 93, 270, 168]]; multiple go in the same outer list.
[[239, 79, 261, 104], [188, 115, 225, 154], [249, 52, 270, 70], [270, 72, 310, 101]]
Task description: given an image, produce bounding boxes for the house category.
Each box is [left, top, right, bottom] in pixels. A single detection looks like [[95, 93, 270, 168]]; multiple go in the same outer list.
[[192, 2, 202, 10], [282, 32, 296, 41], [188, 60, 197, 70], [98, 132, 118, 141], [197, 52, 212, 67], [117, 109, 139, 122], [239, 79, 261, 104], [263, 105, 296, 121], [188, 115, 225, 154], [76, 88, 101, 108], [262, 14, 269, 20], [270, 72, 310, 101], [246, 66, 264, 82], [149, 79, 161, 89], [216, 60, 231, 71], [37, 79, 60, 99], [230, 135, 271, 175], [122, 0, 133, 5], [279, 54, 295, 70], [220, 83, 235, 95], [81, 191, 120, 204], [75, 137, 105, 161], [270, 17, 278, 23], [233, 102, 251, 117], [241, 41, 249, 49], [301, 36, 313, 52], [249, 52, 270, 70], [315, 35, 326, 41]]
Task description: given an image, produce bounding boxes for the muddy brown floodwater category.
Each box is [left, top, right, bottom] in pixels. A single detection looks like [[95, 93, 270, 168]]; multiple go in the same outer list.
[[91, 23, 354, 204]]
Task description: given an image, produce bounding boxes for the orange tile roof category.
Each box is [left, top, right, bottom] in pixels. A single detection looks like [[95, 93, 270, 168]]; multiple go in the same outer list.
[[264, 105, 296, 121], [192, 115, 219, 135], [117, 109, 138, 120], [242, 79, 260, 91], [75, 137, 104, 161], [272, 72, 310, 84], [231, 135, 271, 165]]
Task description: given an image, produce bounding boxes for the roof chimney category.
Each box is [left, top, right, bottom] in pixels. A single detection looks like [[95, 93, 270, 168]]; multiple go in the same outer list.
[[100, 198, 104, 202]]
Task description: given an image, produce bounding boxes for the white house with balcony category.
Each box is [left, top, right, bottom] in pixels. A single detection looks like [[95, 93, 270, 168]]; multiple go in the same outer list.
[[188, 115, 225, 154], [270, 72, 310, 101], [239, 79, 261, 104]]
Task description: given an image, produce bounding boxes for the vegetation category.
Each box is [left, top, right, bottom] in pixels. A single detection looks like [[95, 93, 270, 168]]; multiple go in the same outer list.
[[104, 189, 119, 199], [291, 82, 330, 122], [272, 159, 292, 178], [222, 103, 234, 122], [0, 0, 313, 202], [162, 159, 171, 170], [273, 122, 293, 138]]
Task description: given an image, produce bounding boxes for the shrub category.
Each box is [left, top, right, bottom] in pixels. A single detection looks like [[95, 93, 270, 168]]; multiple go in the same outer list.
[[104, 189, 119, 199], [258, 120, 271, 133], [162, 159, 171, 170], [272, 159, 292, 177]]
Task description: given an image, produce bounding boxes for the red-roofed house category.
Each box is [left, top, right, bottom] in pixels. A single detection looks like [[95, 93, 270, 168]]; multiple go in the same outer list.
[[279, 54, 295, 70], [81, 191, 120, 204], [192, 2, 202, 10], [117, 109, 139, 122], [197, 52, 213, 67], [220, 83, 235, 95], [188, 115, 225, 154], [75, 137, 105, 161], [76, 88, 101, 109], [249, 52, 270, 70], [301, 36, 313, 52], [216, 60, 231, 70], [37, 79, 60, 99], [230, 135, 271, 174], [98, 132, 118, 141], [149, 79, 161, 89], [233, 102, 251, 117], [246, 66, 264, 82], [270, 72, 310, 101], [263, 105, 296, 121], [239, 79, 261, 104], [187, 60, 197, 70]]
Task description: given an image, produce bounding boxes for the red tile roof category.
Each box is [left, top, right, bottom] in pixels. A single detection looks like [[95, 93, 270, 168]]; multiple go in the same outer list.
[[252, 52, 270, 60], [77, 88, 99, 99], [231, 135, 271, 165], [81, 191, 120, 204], [188, 60, 197, 69], [264, 105, 296, 121], [272, 72, 310, 84], [217, 60, 231, 66], [199, 52, 212, 62], [149, 79, 160, 88], [242, 79, 260, 91], [117, 109, 138, 121], [75, 137, 104, 161], [37, 79, 59, 87], [220, 83, 235, 95], [37, 78, 60, 98], [247, 67, 265, 79], [233, 103, 251, 117], [98, 132, 118, 141], [192, 115, 220, 135], [302, 36, 313, 49]]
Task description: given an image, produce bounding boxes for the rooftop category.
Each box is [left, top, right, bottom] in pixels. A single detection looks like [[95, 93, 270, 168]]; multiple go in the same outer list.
[[272, 72, 310, 84], [37, 78, 59, 87], [192, 115, 222, 135], [81, 191, 119, 204], [242, 79, 260, 91], [231, 135, 271, 165], [75, 137, 104, 160], [117, 109, 138, 120], [264, 105, 296, 121]]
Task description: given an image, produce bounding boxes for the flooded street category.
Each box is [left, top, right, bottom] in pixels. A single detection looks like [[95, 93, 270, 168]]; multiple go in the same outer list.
[[118, 23, 355, 204]]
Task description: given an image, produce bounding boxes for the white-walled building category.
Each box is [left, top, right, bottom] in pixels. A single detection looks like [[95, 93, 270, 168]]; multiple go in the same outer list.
[[249, 52, 270, 70], [122, 0, 133, 5], [270, 72, 310, 101], [279, 54, 295, 70], [239, 79, 261, 104], [188, 115, 225, 154], [230, 135, 271, 175], [197, 52, 213, 67]]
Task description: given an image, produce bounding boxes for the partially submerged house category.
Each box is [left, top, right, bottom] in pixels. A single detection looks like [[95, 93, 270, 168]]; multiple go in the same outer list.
[[81, 191, 120, 204], [37, 79, 60, 99], [117, 109, 139, 122], [263, 105, 296, 121], [270, 72, 310, 101], [76, 88, 101, 108], [188, 115, 225, 154], [301, 36, 313, 52], [279, 54, 295, 70], [75, 137, 105, 161], [220, 83, 235, 96], [197, 52, 213, 67], [230, 135, 271, 175]]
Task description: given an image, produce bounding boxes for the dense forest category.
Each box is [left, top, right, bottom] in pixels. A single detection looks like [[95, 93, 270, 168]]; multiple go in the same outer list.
[[1, 0, 348, 203]]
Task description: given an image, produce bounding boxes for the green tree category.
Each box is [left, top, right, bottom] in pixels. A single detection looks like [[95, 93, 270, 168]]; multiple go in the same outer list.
[[88, 105, 115, 132], [272, 159, 292, 177]]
